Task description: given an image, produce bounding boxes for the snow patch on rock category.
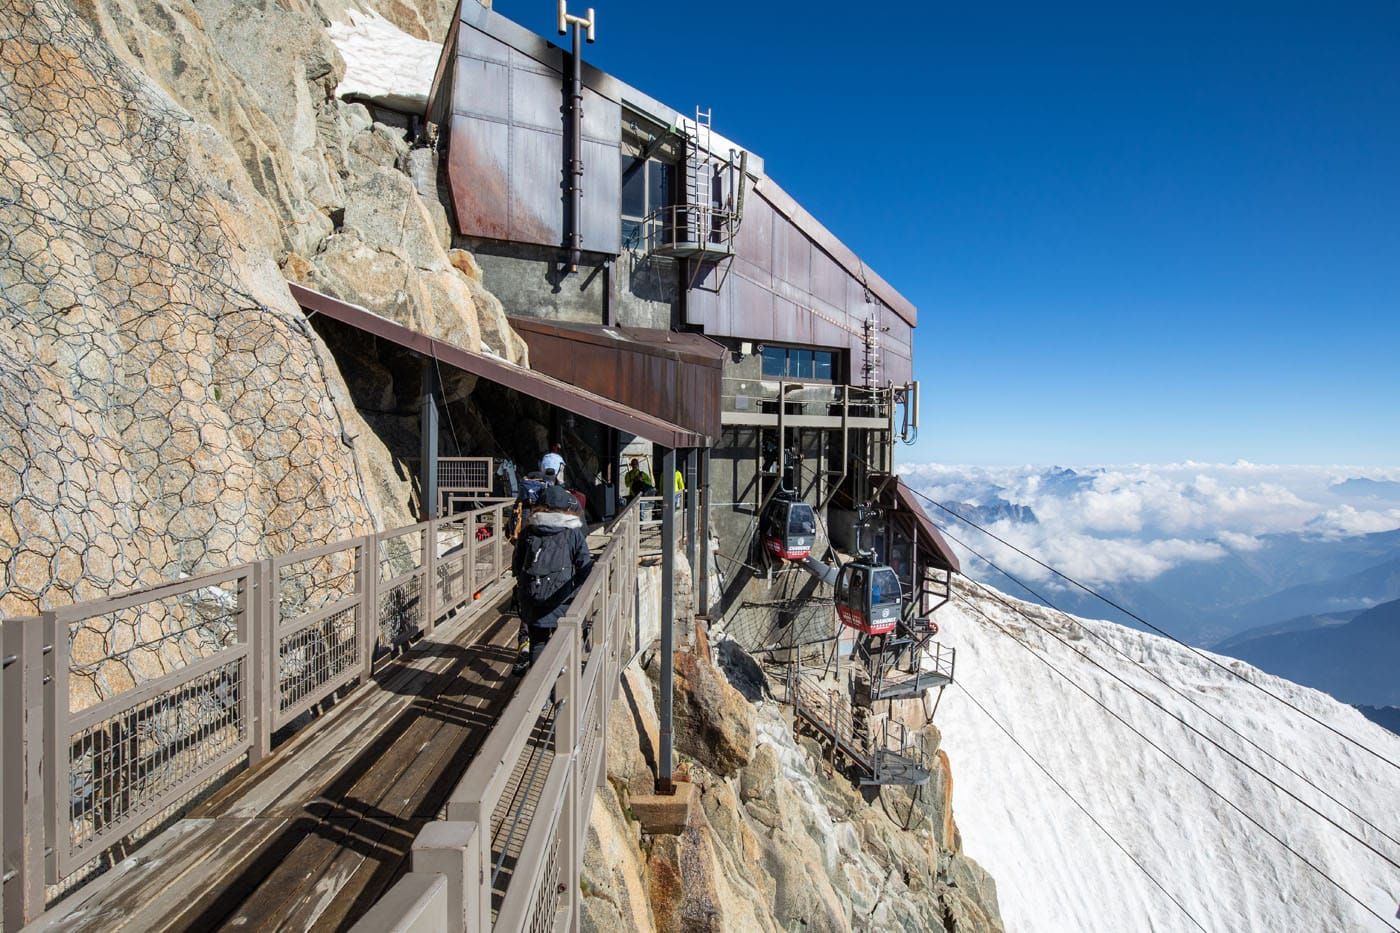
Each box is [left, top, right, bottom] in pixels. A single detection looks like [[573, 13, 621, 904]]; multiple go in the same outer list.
[[328, 10, 440, 112]]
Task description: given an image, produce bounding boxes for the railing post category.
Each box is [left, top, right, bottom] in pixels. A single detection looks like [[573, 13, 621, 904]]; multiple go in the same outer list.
[[466, 509, 478, 598], [558, 620, 581, 933], [494, 504, 504, 581], [412, 821, 479, 933], [250, 559, 274, 763], [698, 447, 711, 617], [3, 617, 46, 927], [361, 534, 379, 681], [423, 524, 438, 635]]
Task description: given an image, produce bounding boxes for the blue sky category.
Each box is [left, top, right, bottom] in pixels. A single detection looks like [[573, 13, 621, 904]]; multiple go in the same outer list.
[[508, 1, 1399, 465]]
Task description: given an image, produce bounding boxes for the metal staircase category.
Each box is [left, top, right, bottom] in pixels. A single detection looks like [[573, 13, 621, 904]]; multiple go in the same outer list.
[[785, 667, 931, 786]]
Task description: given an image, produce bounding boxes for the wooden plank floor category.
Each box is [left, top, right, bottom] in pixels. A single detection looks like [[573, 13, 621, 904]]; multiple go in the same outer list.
[[30, 580, 525, 933]]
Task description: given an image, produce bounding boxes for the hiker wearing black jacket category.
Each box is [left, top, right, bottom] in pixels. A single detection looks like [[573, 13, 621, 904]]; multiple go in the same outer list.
[[512, 485, 592, 665]]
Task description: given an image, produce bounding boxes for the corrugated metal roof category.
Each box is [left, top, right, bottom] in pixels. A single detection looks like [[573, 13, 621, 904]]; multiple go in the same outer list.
[[289, 282, 709, 449]]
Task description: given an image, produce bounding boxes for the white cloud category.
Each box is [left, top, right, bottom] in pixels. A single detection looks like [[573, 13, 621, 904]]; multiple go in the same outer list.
[[901, 462, 1400, 587]]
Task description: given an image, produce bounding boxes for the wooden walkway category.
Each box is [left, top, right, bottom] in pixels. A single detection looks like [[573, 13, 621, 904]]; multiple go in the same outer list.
[[30, 578, 526, 933]]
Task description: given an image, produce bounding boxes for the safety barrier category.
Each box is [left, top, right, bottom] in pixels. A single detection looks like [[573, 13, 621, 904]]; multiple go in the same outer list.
[[352, 499, 642, 933], [719, 377, 893, 422], [0, 499, 513, 926]]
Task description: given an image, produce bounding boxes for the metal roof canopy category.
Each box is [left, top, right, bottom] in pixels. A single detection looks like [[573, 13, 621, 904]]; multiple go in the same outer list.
[[509, 316, 725, 440], [891, 479, 962, 574], [289, 283, 709, 449]]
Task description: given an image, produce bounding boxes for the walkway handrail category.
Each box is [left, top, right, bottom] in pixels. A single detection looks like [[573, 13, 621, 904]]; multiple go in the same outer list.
[[355, 498, 643, 933], [0, 498, 516, 927]]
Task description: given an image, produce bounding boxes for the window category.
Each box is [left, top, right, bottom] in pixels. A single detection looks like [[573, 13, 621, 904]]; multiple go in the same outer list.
[[760, 346, 839, 382], [621, 154, 675, 248]]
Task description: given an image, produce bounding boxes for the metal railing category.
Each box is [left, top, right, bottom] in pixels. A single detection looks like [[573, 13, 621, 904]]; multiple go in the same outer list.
[[719, 377, 893, 422], [352, 499, 642, 933], [637, 203, 739, 259], [1, 499, 514, 926]]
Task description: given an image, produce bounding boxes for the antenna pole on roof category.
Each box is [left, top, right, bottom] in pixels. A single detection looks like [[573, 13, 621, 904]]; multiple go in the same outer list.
[[559, 1, 596, 272]]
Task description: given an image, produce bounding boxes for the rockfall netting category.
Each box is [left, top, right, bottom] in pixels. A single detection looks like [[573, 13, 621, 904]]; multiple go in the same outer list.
[[0, 0, 380, 702]]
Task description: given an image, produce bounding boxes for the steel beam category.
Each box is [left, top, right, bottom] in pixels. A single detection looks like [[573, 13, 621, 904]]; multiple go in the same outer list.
[[658, 446, 676, 793], [420, 359, 440, 521], [684, 448, 698, 610], [698, 447, 711, 615]]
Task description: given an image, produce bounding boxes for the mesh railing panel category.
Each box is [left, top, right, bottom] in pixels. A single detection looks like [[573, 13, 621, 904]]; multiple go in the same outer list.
[[276, 606, 358, 716], [378, 576, 422, 649], [66, 656, 247, 866], [438, 457, 492, 492]]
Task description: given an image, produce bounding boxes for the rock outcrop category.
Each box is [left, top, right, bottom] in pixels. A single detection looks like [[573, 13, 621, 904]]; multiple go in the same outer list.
[[0, 0, 524, 697], [586, 639, 1004, 933]]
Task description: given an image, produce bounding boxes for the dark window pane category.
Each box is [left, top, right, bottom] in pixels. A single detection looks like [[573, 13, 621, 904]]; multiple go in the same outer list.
[[648, 160, 673, 215], [813, 351, 833, 380], [621, 154, 646, 218], [761, 346, 786, 378], [871, 568, 901, 607], [621, 219, 642, 248], [792, 349, 813, 379]]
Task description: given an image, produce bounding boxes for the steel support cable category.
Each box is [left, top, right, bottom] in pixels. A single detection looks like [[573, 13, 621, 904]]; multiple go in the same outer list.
[[933, 523, 1400, 856], [432, 356, 464, 455], [906, 486, 1400, 774], [952, 590, 1400, 932], [954, 679, 1209, 933]]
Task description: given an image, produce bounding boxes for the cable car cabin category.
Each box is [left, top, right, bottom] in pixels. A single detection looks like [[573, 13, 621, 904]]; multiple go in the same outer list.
[[762, 495, 817, 561], [835, 562, 903, 635]]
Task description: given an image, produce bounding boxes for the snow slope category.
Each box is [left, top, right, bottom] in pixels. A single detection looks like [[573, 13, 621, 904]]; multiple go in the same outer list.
[[935, 577, 1400, 932]]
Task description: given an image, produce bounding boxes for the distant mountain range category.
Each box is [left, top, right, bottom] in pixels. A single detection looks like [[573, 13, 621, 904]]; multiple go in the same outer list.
[[1042, 529, 1400, 646], [1329, 477, 1400, 500], [946, 498, 1039, 527], [1210, 596, 1400, 707]]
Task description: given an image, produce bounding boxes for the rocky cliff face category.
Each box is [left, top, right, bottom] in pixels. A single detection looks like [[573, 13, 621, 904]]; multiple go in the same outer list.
[[584, 634, 1004, 933], [0, 0, 522, 623]]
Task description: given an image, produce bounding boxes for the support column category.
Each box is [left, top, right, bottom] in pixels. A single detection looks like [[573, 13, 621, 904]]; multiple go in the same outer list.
[[658, 446, 676, 794], [420, 358, 439, 521], [684, 448, 698, 611], [698, 446, 711, 616]]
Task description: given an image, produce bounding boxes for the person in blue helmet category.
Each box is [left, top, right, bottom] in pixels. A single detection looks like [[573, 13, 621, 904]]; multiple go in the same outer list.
[[512, 484, 592, 669]]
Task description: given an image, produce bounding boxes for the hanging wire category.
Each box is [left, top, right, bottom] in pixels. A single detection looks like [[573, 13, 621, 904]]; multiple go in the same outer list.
[[906, 486, 1400, 774]]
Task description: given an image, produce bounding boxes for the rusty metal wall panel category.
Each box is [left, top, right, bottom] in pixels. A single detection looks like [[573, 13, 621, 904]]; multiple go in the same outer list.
[[581, 137, 621, 255], [448, 117, 511, 241], [510, 125, 563, 244], [450, 24, 621, 254], [811, 249, 845, 309]]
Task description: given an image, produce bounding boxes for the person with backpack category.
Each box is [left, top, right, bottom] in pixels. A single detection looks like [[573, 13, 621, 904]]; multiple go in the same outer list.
[[512, 485, 592, 667]]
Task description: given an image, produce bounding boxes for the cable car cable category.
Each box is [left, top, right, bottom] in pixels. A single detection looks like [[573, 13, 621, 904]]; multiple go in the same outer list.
[[906, 487, 1400, 774], [954, 679, 1209, 933], [951, 591, 1400, 932], [937, 525, 1400, 855]]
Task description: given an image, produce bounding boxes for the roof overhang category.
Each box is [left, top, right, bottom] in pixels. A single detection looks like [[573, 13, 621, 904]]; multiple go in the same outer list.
[[289, 283, 709, 449], [891, 479, 961, 574], [509, 317, 725, 440]]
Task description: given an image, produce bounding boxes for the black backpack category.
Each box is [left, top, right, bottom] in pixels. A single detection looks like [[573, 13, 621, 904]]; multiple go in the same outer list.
[[522, 531, 574, 604]]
